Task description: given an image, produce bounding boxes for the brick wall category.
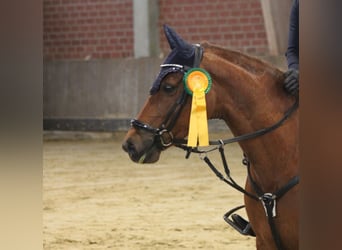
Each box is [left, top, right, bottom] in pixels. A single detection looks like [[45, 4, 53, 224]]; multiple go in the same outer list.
[[43, 0, 133, 60], [159, 0, 268, 55], [43, 0, 268, 60]]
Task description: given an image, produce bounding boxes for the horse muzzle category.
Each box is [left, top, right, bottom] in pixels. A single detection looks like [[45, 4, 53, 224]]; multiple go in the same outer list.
[[130, 119, 174, 148], [122, 132, 162, 164]]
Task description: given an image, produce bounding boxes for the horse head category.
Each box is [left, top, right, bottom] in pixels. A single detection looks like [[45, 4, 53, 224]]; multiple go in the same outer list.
[[122, 25, 218, 163]]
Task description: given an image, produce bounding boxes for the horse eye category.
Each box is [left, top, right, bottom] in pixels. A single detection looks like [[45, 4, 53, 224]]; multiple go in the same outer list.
[[162, 84, 176, 94]]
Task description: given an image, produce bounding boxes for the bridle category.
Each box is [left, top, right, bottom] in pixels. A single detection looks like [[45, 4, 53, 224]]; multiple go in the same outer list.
[[130, 89, 188, 149], [130, 44, 299, 250], [131, 44, 203, 149]]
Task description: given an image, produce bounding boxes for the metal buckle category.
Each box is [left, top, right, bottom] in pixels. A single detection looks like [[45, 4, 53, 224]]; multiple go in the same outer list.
[[158, 129, 173, 147], [260, 193, 277, 217]]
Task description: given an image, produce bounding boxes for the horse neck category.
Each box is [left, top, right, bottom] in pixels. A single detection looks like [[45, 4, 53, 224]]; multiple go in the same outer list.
[[202, 46, 298, 188]]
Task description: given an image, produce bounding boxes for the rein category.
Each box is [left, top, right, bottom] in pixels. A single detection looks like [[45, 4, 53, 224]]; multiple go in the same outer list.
[[174, 98, 298, 147]]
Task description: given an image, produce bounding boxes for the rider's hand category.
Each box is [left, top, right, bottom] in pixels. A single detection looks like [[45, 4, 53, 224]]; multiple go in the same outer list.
[[284, 69, 299, 96]]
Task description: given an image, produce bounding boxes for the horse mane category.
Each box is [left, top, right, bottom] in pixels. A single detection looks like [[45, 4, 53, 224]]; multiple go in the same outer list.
[[201, 42, 284, 80]]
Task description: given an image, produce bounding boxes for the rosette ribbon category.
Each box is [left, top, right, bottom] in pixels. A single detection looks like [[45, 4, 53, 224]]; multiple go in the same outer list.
[[183, 68, 212, 147]]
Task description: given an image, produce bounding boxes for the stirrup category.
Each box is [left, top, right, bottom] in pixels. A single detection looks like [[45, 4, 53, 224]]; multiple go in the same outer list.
[[223, 205, 256, 237]]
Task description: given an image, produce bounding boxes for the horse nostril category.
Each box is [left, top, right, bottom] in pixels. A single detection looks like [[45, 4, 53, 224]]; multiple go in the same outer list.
[[122, 139, 136, 155], [122, 141, 129, 152]]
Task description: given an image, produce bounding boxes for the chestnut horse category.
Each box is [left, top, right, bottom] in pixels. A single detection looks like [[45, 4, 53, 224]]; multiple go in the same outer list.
[[122, 25, 299, 250]]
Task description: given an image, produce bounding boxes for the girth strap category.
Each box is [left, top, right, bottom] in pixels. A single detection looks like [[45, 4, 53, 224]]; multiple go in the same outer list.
[[244, 156, 299, 250], [203, 151, 299, 250]]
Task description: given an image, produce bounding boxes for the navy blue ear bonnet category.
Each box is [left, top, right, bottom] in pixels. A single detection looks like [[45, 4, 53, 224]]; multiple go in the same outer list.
[[149, 25, 198, 95]]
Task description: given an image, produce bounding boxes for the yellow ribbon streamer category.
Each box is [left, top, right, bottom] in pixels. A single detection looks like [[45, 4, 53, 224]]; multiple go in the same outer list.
[[187, 89, 209, 147]]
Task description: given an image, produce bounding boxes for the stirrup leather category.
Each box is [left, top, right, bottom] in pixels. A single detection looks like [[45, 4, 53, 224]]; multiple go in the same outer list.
[[223, 205, 256, 237]]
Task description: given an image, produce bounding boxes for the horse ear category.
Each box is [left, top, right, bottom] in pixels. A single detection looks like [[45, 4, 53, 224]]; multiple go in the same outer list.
[[163, 24, 191, 51]]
